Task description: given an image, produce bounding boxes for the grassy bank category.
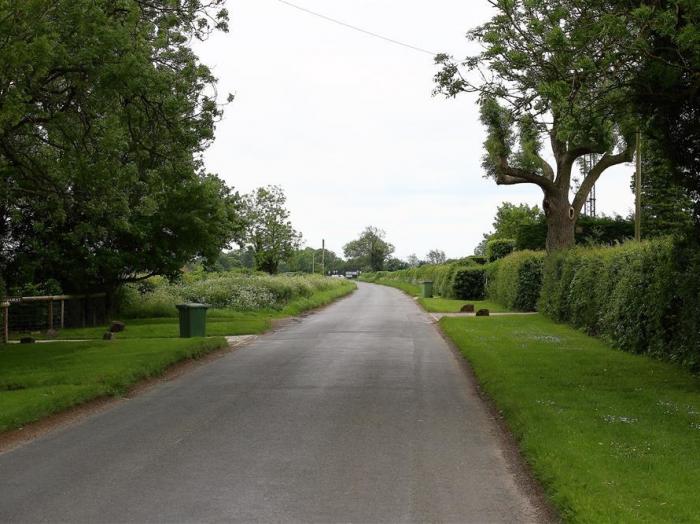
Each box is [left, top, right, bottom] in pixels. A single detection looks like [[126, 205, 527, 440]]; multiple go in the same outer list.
[[16, 280, 356, 341], [0, 337, 228, 433], [441, 315, 700, 522], [361, 277, 506, 313]]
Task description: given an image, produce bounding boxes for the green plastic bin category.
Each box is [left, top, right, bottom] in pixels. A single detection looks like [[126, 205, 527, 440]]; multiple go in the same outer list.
[[420, 280, 434, 298], [176, 303, 209, 338]]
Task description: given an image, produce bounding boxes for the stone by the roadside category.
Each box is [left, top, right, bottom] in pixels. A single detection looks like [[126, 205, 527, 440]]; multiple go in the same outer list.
[[476, 309, 490, 316], [103, 331, 115, 340], [110, 321, 125, 333], [20, 336, 36, 344], [460, 304, 475, 313]]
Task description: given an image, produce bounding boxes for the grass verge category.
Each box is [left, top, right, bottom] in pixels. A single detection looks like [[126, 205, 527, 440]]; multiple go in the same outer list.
[[0, 337, 228, 433], [362, 278, 507, 313], [418, 297, 507, 313], [441, 314, 700, 523], [18, 281, 356, 341]]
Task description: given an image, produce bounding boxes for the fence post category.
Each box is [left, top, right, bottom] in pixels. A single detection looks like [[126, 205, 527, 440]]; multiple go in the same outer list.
[[48, 300, 54, 331], [1, 302, 8, 344], [60, 299, 65, 329]]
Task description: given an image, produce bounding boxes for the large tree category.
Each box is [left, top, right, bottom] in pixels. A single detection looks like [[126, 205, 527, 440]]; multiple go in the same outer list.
[[0, 0, 239, 295], [239, 186, 301, 274], [624, 0, 700, 223], [343, 227, 395, 272], [435, 0, 637, 251]]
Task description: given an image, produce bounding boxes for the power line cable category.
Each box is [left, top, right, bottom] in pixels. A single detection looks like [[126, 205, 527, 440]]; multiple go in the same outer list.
[[276, 0, 437, 56]]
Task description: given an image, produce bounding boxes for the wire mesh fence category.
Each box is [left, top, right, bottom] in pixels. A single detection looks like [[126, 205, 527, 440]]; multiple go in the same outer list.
[[2, 294, 107, 341]]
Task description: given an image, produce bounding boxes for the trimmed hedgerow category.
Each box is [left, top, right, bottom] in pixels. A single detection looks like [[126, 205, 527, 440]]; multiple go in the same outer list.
[[360, 260, 475, 298], [452, 267, 486, 299], [486, 238, 516, 261], [539, 238, 700, 368], [485, 250, 544, 311]]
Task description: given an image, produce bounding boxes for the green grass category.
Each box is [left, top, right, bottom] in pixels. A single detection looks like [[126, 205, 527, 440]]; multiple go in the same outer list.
[[441, 314, 700, 523], [0, 337, 228, 432], [418, 297, 507, 313], [14, 282, 356, 341], [363, 278, 508, 313]]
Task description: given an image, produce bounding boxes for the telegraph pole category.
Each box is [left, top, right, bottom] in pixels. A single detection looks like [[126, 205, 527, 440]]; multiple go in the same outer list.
[[635, 129, 642, 242], [321, 239, 326, 276]]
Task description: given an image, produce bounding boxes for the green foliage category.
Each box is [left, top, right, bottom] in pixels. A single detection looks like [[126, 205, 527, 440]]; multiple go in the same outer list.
[[240, 186, 301, 274], [485, 238, 516, 261], [0, 0, 241, 294], [343, 227, 395, 272], [360, 259, 476, 299], [451, 267, 486, 300], [485, 251, 544, 311], [119, 273, 349, 317], [539, 239, 700, 367], [634, 138, 695, 237], [442, 315, 700, 522], [517, 216, 635, 250], [435, 2, 637, 251]]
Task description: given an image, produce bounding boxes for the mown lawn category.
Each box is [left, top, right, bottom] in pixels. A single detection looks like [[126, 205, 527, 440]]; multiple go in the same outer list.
[[16, 282, 355, 341], [418, 297, 507, 313], [441, 315, 700, 523], [0, 337, 228, 433]]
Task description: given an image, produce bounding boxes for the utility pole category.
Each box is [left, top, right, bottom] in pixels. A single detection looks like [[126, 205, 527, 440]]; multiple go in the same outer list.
[[321, 239, 326, 276], [635, 129, 642, 242]]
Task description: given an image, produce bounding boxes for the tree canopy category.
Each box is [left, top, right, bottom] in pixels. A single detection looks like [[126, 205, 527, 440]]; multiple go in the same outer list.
[[343, 227, 395, 272], [239, 186, 301, 274], [0, 0, 240, 295], [435, 0, 638, 250]]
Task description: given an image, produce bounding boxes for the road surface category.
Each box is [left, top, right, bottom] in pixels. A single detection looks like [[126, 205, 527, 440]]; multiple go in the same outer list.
[[0, 283, 543, 523]]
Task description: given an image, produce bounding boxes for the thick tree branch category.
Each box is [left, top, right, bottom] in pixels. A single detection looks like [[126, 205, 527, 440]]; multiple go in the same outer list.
[[496, 158, 556, 191], [572, 143, 635, 213]]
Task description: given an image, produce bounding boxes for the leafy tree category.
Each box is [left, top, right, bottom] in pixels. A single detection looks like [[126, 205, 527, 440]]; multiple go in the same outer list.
[[477, 202, 543, 254], [0, 0, 240, 297], [343, 227, 395, 272], [435, 1, 637, 251], [623, 0, 700, 223], [240, 186, 301, 274], [407, 254, 420, 268], [634, 139, 694, 238], [426, 249, 447, 265], [385, 257, 409, 271]]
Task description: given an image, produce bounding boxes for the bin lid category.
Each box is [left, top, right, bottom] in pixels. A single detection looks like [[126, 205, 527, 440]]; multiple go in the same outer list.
[[420, 280, 433, 284], [176, 303, 210, 309]]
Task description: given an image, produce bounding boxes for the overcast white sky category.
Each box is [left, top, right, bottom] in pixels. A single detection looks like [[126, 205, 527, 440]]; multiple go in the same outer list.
[[195, 0, 636, 259]]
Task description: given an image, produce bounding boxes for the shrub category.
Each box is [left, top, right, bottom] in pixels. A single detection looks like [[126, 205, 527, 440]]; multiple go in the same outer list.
[[539, 238, 700, 368], [452, 267, 486, 300], [485, 250, 544, 311], [118, 273, 346, 317], [486, 238, 516, 261]]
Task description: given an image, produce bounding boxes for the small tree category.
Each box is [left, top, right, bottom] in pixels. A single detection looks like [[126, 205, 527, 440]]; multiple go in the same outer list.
[[343, 227, 395, 272], [435, 0, 637, 251], [426, 249, 447, 265], [240, 186, 301, 274], [407, 254, 420, 268]]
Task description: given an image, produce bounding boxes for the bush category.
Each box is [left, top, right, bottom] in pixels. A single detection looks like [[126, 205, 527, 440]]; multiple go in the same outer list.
[[360, 260, 475, 298], [118, 273, 347, 317], [452, 267, 486, 299], [539, 238, 700, 368], [486, 238, 516, 261], [485, 251, 544, 311], [516, 216, 635, 250]]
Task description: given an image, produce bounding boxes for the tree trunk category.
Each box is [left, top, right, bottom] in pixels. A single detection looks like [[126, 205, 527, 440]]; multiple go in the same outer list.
[[543, 191, 576, 252]]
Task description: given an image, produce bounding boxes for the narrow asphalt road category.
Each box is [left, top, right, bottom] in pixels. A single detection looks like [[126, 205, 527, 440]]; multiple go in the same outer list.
[[1, 283, 542, 523]]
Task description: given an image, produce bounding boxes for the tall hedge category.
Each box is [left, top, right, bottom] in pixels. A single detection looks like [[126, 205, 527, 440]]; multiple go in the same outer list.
[[485, 250, 544, 311], [452, 267, 486, 299], [360, 260, 474, 298], [539, 238, 700, 368]]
